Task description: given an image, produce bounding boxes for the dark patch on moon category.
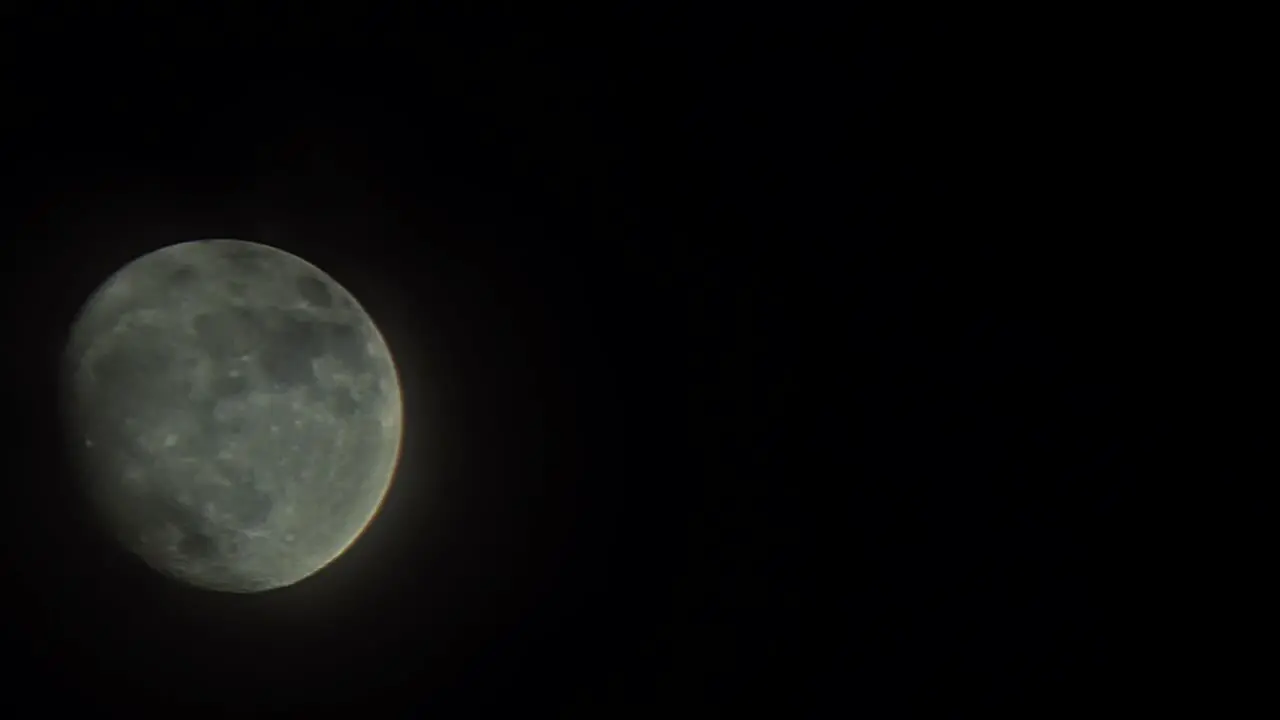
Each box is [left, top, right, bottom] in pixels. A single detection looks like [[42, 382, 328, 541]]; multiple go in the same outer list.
[[259, 314, 326, 387], [169, 265, 198, 288], [90, 341, 188, 411], [332, 388, 359, 417], [296, 275, 333, 308], [80, 415, 135, 462], [192, 309, 263, 357], [219, 414, 248, 437], [160, 466, 274, 560], [323, 321, 368, 369], [210, 464, 276, 528], [230, 306, 259, 328], [131, 491, 214, 562], [188, 393, 238, 442], [177, 528, 217, 559], [191, 314, 218, 343], [210, 371, 249, 397], [229, 485, 274, 528], [92, 344, 168, 388], [220, 243, 268, 274]]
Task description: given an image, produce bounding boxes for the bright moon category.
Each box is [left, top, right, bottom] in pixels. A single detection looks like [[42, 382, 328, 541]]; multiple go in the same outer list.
[[60, 239, 403, 593]]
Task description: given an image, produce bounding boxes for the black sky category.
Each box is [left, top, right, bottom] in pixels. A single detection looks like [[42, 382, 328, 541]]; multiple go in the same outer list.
[[0, 8, 1163, 716]]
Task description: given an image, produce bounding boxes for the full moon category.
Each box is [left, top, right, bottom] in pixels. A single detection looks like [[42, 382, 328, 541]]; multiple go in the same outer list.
[[59, 239, 403, 593]]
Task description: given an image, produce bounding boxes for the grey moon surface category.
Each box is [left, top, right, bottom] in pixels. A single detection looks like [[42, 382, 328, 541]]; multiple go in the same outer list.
[[60, 239, 403, 593]]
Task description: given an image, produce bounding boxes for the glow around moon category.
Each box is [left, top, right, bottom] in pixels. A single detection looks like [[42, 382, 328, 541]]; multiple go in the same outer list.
[[60, 239, 403, 593]]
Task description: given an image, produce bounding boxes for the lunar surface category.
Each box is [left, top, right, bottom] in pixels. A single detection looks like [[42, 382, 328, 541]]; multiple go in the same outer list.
[[60, 239, 403, 592]]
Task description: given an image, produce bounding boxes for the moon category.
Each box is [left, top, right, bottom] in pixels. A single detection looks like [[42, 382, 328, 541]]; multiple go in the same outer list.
[[59, 239, 403, 593]]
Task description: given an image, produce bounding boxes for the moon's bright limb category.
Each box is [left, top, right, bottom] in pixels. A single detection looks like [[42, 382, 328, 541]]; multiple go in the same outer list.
[[60, 239, 404, 593]]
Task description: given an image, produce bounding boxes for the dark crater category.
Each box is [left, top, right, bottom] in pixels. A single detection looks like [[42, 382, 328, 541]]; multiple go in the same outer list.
[[176, 528, 217, 559], [295, 275, 333, 308], [323, 320, 367, 369], [259, 314, 327, 387], [168, 264, 198, 288], [331, 387, 359, 417], [91, 341, 170, 389], [209, 370, 250, 397], [89, 339, 190, 411], [192, 307, 264, 357]]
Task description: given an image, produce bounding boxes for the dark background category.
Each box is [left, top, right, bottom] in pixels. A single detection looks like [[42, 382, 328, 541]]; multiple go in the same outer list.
[[0, 7, 1180, 716]]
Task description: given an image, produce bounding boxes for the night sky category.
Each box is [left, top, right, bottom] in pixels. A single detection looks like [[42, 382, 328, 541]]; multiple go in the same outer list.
[[0, 8, 1165, 715]]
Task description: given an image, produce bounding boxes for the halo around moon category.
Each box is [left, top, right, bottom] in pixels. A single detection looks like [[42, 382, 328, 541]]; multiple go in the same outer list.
[[60, 239, 404, 593]]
